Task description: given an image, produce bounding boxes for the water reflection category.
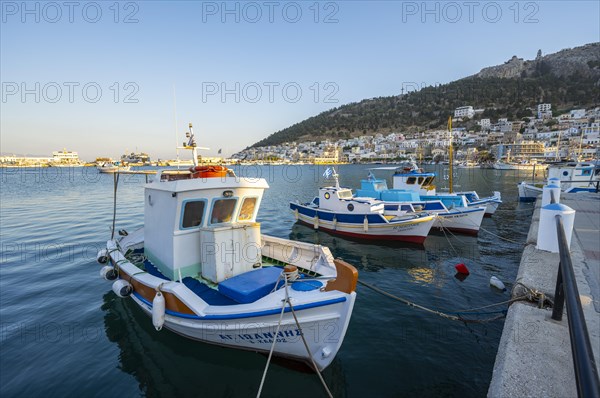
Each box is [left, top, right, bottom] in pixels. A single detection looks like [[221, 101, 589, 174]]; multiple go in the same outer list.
[[101, 292, 347, 397]]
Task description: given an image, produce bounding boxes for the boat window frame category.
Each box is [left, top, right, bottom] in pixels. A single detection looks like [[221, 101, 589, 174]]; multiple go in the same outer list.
[[209, 197, 239, 225], [179, 199, 208, 230], [406, 177, 417, 185], [237, 196, 259, 222]]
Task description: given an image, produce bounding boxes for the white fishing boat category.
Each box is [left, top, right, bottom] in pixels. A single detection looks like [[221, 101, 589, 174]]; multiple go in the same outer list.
[[518, 161, 600, 201], [372, 163, 501, 217], [97, 162, 131, 173], [290, 168, 436, 244], [95, 124, 358, 372], [355, 173, 486, 236]]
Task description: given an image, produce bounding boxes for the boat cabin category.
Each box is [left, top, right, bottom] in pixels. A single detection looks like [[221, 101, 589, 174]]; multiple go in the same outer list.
[[143, 173, 269, 283], [392, 169, 437, 195], [317, 186, 384, 214], [355, 178, 420, 202]]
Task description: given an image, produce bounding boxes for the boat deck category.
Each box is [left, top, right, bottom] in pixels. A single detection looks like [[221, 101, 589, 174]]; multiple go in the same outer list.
[[124, 249, 297, 306]]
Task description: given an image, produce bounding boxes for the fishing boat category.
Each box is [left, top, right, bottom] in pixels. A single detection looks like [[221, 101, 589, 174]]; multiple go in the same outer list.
[[97, 161, 131, 173], [95, 124, 358, 371], [517, 161, 600, 201], [355, 173, 486, 235], [289, 168, 436, 243], [372, 163, 501, 217]]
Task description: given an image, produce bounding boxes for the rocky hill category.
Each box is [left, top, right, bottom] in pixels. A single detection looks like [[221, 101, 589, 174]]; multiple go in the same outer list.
[[251, 43, 600, 148]]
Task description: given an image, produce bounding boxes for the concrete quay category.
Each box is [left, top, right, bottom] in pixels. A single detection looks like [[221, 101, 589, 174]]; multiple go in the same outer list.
[[488, 193, 600, 397]]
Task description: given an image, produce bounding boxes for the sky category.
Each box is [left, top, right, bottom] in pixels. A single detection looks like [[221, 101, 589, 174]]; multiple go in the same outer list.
[[1, 1, 599, 161]]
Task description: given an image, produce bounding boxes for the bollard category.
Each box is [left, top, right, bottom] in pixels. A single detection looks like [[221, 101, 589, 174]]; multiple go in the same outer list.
[[541, 183, 561, 206], [537, 203, 576, 253]]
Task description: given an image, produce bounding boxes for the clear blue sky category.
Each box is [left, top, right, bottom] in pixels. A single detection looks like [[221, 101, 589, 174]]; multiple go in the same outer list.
[[1, 1, 599, 160]]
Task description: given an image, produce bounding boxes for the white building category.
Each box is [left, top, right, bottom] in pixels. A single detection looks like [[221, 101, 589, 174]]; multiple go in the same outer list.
[[478, 119, 491, 129], [454, 106, 475, 119], [537, 103, 552, 119]]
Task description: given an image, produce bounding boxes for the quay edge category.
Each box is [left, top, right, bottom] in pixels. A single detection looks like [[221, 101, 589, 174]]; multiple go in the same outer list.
[[488, 193, 600, 397]]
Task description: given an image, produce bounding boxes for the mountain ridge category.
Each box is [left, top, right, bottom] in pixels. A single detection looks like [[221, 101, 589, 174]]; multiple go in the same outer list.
[[250, 42, 600, 148]]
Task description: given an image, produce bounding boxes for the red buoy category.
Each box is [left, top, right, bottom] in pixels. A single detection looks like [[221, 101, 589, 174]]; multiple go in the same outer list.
[[455, 263, 469, 275]]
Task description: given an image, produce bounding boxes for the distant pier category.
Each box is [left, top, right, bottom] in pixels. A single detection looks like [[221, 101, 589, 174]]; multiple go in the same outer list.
[[488, 193, 600, 397]]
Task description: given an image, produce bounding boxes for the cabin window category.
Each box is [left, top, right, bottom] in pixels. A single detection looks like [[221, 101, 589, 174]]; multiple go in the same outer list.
[[238, 197, 257, 221], [417, 177, 424, 184], [374, 182, 386, 190], [338, 190, 352, 199], [347, 203, 354, 211], [181, 200, 206, 229], [210, 198, 237, 224], [406, 177, 416, 185], [424, 177, 434, 185]]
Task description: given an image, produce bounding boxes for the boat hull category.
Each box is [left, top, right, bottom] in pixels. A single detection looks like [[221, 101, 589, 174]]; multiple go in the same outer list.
[[432, 207, 485, 236], [291, 203, 435, 243], [130, 290, 356, 371]]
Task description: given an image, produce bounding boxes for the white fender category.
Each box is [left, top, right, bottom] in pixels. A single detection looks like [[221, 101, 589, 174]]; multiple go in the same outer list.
[[363, 216, 368, 232], [100, 265, 117, 280], [490, 276, 506, 291], [294, 209, 299, 220], [332, 217, 337, 230], [152, 291, 166, 331], [313, 215, 319, 230], [96, 249, 109, 264], [112, 279, 132, 298]]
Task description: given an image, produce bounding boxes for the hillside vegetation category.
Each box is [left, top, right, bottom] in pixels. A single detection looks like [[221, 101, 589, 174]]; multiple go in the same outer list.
[[251, 43, 600, 148]]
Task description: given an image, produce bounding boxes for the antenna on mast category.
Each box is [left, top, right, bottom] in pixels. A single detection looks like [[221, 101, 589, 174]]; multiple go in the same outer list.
[[173, 85, 180, 169]]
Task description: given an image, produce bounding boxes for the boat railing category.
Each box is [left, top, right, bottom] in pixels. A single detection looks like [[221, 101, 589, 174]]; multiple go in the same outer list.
[[549, 191, 600, 397]]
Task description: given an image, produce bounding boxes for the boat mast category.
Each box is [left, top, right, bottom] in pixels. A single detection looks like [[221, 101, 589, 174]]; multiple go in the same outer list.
[[448, 116, 453, 194], [178, 123, 209, 167]]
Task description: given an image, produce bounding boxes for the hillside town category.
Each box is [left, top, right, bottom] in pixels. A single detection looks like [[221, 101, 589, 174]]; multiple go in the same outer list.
[[231, 104, 600, 164], [2, 104, 598, 168]]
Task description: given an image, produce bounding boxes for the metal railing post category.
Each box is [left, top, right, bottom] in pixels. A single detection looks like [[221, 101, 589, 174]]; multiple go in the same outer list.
[[554, 215, 600, 397], [551, 262, 564, 321]]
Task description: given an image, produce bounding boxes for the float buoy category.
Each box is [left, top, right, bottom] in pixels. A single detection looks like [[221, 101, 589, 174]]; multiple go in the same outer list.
[[100, 265, 117, 280], [189, 165, 229, 178], [152, 291, 166, 331], [96, 249, 109, 264], [112, 279, 132, 298], [490, 276, 506, 291], [455, 263, 469, 275]]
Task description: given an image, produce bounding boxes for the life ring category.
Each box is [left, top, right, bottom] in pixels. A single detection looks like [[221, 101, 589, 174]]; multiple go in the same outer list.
[[189, 165, 229, 178]]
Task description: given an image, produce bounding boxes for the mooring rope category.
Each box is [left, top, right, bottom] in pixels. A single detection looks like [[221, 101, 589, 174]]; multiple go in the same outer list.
[[110, 171, 120, 240], [356, 279, 551, 323], [256, 295, 287, 398], [257, 273, 333, 398]]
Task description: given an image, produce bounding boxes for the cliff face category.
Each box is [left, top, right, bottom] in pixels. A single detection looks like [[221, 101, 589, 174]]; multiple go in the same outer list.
[[474, 43, 600, 79]]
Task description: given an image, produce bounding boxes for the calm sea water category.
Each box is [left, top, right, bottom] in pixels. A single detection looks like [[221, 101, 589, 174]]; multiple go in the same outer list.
[[0, 164, 540, 397]]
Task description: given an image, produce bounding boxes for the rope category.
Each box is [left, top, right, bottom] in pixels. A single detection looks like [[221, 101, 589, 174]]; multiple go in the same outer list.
[[477, 224, 524, 244], [257, 273, 334, 398], [283, 279, 334, 398], [358, 279, 553, 323], [256, 296, 287, 398], [437, 219, 460, 257], [111, 171, 120, 240]]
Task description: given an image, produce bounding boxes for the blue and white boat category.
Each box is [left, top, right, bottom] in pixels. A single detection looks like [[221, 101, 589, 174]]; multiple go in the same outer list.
[[355, 174, 486, 236], [96, 124, 358, 371], [518, 161, 600, 202], [372, 163, 502, 217], [290, 169, 436, 244]]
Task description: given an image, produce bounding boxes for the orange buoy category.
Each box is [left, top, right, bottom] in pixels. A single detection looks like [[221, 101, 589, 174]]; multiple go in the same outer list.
[[190, 165, 229, 178], [455, 263, 469, 275]]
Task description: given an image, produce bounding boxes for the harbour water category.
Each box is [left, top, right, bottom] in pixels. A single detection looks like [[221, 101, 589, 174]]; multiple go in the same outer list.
[[0, 164, 540, 397]]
